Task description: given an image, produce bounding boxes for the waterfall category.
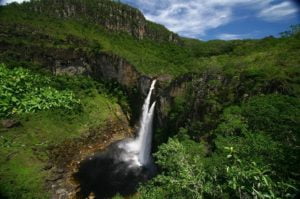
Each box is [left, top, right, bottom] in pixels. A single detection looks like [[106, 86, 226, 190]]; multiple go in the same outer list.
[[121, 80, 157, 166], [76, 80, 157, 197], [136, 80, 156, 165]]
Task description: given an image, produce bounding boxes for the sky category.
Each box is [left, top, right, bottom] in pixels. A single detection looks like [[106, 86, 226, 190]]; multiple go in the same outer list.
[[1, 0, 300, 40]]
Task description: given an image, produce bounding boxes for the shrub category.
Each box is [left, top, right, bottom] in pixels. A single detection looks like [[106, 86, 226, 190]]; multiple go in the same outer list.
[[0, 63, 80, 118]]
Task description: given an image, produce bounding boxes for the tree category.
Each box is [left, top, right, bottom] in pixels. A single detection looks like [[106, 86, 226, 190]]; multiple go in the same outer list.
[[280, 24, 300, 37]]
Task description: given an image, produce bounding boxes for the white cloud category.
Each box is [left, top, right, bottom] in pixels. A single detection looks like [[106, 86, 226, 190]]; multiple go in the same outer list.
[[258, 1, 298, 22], [1, 0, 29, 5], [144, 2, 232, 38], [1, 0, 299, 38], [124, 0, 299, 38], [217, 33, 250, 40]]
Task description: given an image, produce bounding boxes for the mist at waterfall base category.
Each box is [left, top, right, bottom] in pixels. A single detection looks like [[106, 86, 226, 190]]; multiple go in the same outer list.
[[75, 80, 157, 198]]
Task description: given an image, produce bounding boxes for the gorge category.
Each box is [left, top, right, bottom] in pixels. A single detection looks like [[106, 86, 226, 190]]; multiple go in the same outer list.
[[0, 0, 299, 199]]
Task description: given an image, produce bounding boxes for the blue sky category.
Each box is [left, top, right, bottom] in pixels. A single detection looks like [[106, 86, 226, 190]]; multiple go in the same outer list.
[[1, 0, 300, 40], [121, 0, 300, 40]]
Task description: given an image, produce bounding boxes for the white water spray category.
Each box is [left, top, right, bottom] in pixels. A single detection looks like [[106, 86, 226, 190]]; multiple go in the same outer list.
[[76, 80, 157, 197], [119, 80, 157, 166], [136, 80, 156, 165]]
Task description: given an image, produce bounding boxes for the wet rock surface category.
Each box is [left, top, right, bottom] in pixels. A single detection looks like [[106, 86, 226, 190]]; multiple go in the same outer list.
[[46, 118, 133, 199]]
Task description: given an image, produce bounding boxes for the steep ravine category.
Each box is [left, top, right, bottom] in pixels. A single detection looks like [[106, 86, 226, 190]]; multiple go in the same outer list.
[[1, 38, 235, 139], [1, 36, 264, 142]]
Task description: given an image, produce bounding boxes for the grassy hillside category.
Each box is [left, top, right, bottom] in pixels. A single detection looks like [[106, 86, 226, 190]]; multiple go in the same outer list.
[[1, 1, 300, 78], [0, 0, 300, 198], [0, 63, 130, 198]]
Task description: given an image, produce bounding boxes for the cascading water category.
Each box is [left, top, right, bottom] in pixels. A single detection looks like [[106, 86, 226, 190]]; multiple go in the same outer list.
[[138, 100, 156, 165], [75, 80, 157, 198], [123, 79, 156, 166]]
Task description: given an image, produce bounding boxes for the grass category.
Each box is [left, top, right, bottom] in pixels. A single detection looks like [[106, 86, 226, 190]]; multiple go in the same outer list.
[[0, 3, 193, 76], [1, 3, 299, 78], [0, 150, 47, 198], [0, 82, 124, 198], [0, 1, 300, 198]]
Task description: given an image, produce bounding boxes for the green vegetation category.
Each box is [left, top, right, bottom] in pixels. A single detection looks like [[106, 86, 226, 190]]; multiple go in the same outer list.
[[1, 2, 299, 76], [0, 63, 80, 118], [138, 26, 300, 199], [0, 0, 184, 75], [139, 94, 300, 198], [0, 63, 128, 198], [0, 0, 299, 198]]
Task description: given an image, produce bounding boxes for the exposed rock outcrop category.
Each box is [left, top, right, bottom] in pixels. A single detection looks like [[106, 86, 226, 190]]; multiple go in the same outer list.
[[154, 71, 235, 140], [24, 0, 181, 43], [0, 41, 142, 88]]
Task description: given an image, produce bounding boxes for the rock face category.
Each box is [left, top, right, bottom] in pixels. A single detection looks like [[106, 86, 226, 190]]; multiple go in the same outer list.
[[88, 52, 141, 87], [0, 41, 141, 88], [154, 71, 234, 140], [137, 76, 153, 96], [25, 0, 180, 43], [156, 74, 194, 129]]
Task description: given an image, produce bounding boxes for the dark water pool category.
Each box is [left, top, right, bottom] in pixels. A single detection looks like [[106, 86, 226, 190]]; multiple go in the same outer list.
[[74, 140, 155, 199]]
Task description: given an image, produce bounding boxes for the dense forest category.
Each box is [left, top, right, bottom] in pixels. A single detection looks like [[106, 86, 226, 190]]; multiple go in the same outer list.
[[0, 0, 299, 198]]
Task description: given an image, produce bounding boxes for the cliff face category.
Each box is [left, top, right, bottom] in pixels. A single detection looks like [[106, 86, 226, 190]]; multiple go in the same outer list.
[[153, 71, 238, 143], [25, 0, 180, 43], [0, 41, 143, 88]]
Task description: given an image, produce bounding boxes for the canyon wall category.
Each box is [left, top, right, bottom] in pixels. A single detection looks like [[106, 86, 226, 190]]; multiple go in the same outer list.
[[25, 0, 180, 43]]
